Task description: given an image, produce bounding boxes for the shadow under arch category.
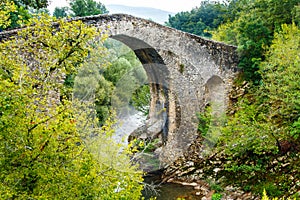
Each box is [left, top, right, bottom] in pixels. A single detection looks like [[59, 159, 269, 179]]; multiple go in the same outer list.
[[111, 34, 170, 86], [201, 75, 226, 156], [110, 34, 173, 145], [204, 75, 225, 104]]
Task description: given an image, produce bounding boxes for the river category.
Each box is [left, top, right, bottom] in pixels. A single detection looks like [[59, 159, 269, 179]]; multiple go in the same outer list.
[[114, 111, 204, 199]]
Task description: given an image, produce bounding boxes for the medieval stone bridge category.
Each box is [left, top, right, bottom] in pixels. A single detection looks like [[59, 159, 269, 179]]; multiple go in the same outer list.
[[1, 14, 239, 166]]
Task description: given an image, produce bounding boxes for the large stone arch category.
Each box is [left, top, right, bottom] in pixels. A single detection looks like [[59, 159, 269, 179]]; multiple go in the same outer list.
[[109, 34, 190, 166]]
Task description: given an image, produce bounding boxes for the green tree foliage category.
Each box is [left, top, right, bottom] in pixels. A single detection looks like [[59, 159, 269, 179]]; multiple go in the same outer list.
[[131, 84, 151, 116], [0, 0, 31, 30], [166, 0, 226, 37], [1, 0, 52, 30], [53, 30, 149, 125], [29, 7, 50, 15], [292, 4, 300, 24], [260, 23, 300, 139], [0, 5, 143, 198], [13, 0, 49, 9], [69, 0, 108, 17], [207, 1, 300, 196], [235, 12, 272, 81], [104, 57, 133, 84], [217, 23, 300, 196], [53, 6, 69, 18], [197, 106, 212, 137], [212, 0, 299, 81], [211, 21, 237, 44], [93, 39, 149, 124], [0, 1, 17, 29], [73, 42, 114, 125]]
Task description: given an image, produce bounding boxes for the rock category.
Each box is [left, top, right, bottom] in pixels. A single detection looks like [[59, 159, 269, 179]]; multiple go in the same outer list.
[[205, 190, 215, 199], [181, 182, 198, 186], [225, 185, 235, 192], [194, 185, 201, 190], [186, 161, 194, 167], [154, 147, 162, 155], [240, 192, 253, 200], [146, 119, 164, 138], [282, 162, 290, 167], [213, 168, 221, 173]]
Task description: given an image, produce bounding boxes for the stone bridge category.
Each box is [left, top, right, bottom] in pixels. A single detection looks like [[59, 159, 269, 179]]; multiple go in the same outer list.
[[0, 14, 239, 166]]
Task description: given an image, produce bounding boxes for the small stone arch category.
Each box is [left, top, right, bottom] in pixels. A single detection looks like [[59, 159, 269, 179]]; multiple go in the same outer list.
[[204, 75, 226, 114]]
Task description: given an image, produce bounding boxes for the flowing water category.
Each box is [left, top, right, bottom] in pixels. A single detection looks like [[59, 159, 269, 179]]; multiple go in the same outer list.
[[115, 112, 204, 199], [114, 110, 146, 144], [143, 175, 204, 200], [144, 183, 204, 200]]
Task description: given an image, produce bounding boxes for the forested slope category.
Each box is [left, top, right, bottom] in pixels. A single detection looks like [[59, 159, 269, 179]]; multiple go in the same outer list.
[[167, 0, 300, 198]]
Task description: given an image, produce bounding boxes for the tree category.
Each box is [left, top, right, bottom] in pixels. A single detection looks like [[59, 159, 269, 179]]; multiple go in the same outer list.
[[93, 38, 149, 124], [53, 6, 69, 18], [69, 0, 108, 17], [131, 84, 151, 116], [260, 23, 300, 139], [29, 7, 50, 15], [166, 0, 226, 37], [216, 23, 300, 196], [212, 0, 300, 82], [0, 0, 17, 30], [13, 0, 49, 9], [0, 0, 31, 30], [0, 3, 143, 198], [208, 0, 300, 196]]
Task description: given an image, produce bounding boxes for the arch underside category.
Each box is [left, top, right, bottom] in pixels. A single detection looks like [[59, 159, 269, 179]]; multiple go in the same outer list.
[[111, 34, 172, 147]]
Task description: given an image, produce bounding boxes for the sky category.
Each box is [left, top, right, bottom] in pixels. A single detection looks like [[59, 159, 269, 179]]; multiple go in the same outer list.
[[47, 0, 205, 14]]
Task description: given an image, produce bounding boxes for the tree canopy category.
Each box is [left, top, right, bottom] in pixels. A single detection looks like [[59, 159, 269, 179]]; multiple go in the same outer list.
[[13, 0, 49, 9], [217, 23, 300, 196], [0, 2, 143, 198], [94, 39, 149, 124], [0, 0, 31, 30], [69, 0, 108, 17], [166, 0, 226, 37], [211, 0, 299, 81], [193, 0, 300, 196], [53, 6, 69, 18]]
